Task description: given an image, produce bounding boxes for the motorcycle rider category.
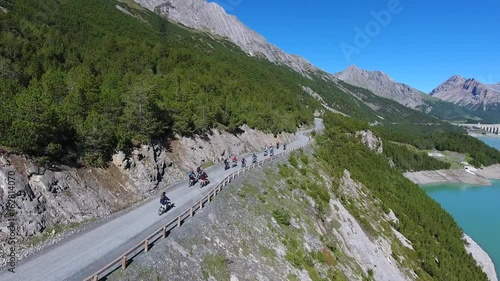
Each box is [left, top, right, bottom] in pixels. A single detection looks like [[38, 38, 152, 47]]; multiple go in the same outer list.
[[276, 141, 279, 149], [252, 153, 257, 163], [160, 192, 170, 206], [264, 147, 268, 156], [232, 155, 237, 167], [241, 157, 246, 167], [199, 170, 208, 186], [270, 147, 274, 156], [224, 158, 230, 170], [283, 143, 287, 150], [188, 168, 197, 185]]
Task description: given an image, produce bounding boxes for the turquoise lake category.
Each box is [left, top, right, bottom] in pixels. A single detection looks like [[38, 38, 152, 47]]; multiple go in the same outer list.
[[422, 136, 500, 274]]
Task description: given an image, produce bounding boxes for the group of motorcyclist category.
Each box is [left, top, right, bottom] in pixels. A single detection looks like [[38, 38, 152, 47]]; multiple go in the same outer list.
[[160, 140, 288, 214], [188, 166, 209, 187]]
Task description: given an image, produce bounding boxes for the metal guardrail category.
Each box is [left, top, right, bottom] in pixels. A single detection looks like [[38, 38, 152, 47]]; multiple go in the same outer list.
[[85, 144, 307, 281]]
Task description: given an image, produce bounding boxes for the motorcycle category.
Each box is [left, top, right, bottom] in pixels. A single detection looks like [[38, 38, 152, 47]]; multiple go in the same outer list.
[[270, 149, 274, 157], [224, 161, 230, 170], [241, 159, 246, 168], [158, 201, 174, 216], [188, 176, 197, 187], [264, 150, 268, 156], [232, 159, 237, 168], [283, 144, 287, 150], [252, 156, 257, 164], [200, 178, 210, 187]]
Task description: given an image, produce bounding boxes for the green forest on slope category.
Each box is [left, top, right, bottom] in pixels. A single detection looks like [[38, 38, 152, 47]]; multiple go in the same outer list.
[[0, 0, 457, 166], [315, 113, 488, 281], [0, 0, 317, 165], [1, 0, 499, 279], [375, 124, 500, 168]]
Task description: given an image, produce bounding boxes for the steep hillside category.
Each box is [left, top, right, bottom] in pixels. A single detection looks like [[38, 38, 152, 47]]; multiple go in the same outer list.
[[1, 1, 499, 280], [0, 0, 449, 166], [430, 75, 500, 112], [108, 115, 492, 281], [133, 0, 318, 75]]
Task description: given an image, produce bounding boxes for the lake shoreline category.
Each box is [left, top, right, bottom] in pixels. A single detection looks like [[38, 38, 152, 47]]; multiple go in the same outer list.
[[404, 164, 500, 186]]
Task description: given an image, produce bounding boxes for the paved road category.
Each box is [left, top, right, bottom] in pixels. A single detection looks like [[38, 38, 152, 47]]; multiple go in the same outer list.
[[1, 129, 313, 281]]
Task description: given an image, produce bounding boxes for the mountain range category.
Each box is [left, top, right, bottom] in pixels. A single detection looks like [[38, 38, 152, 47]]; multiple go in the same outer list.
[[133, 0, 500, 123], [336, 65, 500, 123]]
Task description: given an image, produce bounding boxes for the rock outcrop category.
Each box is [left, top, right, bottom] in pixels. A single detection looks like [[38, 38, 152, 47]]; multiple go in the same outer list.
[[133, 0, 319, 75], [464, 234, 499, 281], [357, 130, 383, 154], [430, 75, 500, 111]]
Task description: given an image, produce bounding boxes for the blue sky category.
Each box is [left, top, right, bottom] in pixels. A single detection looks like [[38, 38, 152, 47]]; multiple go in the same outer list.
[[210, 0, 500, 93]]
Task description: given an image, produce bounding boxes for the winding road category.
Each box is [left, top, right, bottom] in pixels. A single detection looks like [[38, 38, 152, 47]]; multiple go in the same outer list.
[[1, 119, 321, 281]]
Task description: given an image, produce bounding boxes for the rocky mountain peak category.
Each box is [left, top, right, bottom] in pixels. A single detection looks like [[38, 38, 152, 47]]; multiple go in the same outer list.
[[430, 75, 500, 110], [133, 0, 319, 75], [335, 65, 425, 109]]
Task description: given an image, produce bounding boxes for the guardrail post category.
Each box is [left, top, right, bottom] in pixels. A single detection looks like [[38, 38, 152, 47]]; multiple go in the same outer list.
[[190, 207, 193, 217], [177, 216, 181, 227], [200, 200, 203, 209], [208, 194, 211, 203], [122, 256, 127, 270], [144, 240, 149, 252], [162, 226, 167, 238], [93, 275, 98, 281]]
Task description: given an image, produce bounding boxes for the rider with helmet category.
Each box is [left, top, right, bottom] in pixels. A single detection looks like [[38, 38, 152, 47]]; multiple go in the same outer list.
[[232, 154, 237, 167], [160, 192, 170, 206], [199, 170, 208, 186], [252, 153, 257, 163]]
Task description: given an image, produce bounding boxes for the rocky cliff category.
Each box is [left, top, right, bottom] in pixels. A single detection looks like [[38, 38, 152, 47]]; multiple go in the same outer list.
[[133, 0, 319, 75], [0, 125, 293, 264], [430, 75, 500, 111], [335, 65, 427, 109]]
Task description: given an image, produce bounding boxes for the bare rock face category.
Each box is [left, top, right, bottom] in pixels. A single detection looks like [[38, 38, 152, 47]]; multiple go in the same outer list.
[[464, 234, 499, 281], [356, 130, 383, 154], [430, 75, 500, 111], [133, 0, 318, 75], [336, 65, 426, 109]]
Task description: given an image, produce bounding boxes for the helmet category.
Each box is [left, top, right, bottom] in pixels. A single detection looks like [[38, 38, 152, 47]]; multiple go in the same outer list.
[[162, 192, 166, 196]]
